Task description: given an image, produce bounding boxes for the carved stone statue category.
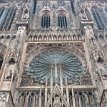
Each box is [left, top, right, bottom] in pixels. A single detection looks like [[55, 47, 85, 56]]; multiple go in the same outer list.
[[0, 92, 8, 102], [53, 95, 61, 107], [5, 70, 12, 80]]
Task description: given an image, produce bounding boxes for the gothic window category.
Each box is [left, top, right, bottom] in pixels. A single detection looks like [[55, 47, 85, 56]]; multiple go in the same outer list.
[[41, 15, 50, 28], [27, 50, 85, 85], [0, 54, 3, 69], [58, 15, 67, 28], [91, 7, 105, 30]]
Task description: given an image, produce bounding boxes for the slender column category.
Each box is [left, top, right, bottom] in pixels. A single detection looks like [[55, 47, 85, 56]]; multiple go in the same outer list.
[[55, 63, 58, 84], [35, 94, 38, 107], [39, 89, 42, 107], [69, 93, 73, 107], [78, 94, 82, 107], [41, 16, 43, 27], [45, 16, 47, 28], [28, 95, 33, 107], [60, 66, 63, 94], [65, 77, 69, 105], [63, 16, 66, 27], [43, 16, 46, 28], [51, 66, 53, 93], [59, 16, 61, 27], [86, 94, 90, 107], [65, 16, 67, 27], [24, 94, 29, 107], [44, 16, 46, 28], [72, 89, 76, 107], [46, 16, 48, 28], [84, 93, 89, 107], [62, 16, 64, 28], [61, 16, 63, 28], [63, 16, 65, 28], [60, 66, 63, 107], [58, 16, 60, 27], [33, 95, 36, 107], [49, 16, 50, 27], [75, 93, 79, 107], [20, 96, 25, 107], [47, 16, 50, 28], [50, 66, 53, 106], [45, 77, 48, 106], [43, 16, 45, 28], [88, 94, 92, 107]]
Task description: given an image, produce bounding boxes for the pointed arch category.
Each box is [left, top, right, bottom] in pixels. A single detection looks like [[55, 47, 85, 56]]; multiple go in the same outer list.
[[56, 7, 69, 15], [46, 84, 69, 107], [56, 7, 69, 28], [41, 14, 50, 28], [39, 7, 52, 29]]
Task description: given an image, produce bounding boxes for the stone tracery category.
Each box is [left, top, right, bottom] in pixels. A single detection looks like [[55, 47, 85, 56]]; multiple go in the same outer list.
[[25, 50, 85, 85]]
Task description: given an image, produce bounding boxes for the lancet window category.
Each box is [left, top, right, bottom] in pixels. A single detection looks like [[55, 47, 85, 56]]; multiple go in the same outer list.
[[58, 14, 67, 28], [41, 14, 50, 28]]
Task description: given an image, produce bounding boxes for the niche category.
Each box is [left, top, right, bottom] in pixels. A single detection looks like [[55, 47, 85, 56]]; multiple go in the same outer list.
[[97, 57, 104, 63], [9, 58, 15, 64], [0, 55, 3, 69]]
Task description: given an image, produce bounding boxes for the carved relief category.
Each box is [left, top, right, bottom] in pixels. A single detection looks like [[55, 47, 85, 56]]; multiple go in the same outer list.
[[80, 72, 93, 85], [0, 92, 9, 102], [5, 70, 12, 80]]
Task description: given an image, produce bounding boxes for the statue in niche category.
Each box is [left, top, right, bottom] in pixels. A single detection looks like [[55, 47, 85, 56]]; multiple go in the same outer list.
[[100, 69, 107, 80], [48, 93, 50, 100], [97, 56, 104, 63], [0, 92, 8, 101], [5, 70, 12, 80], [84, 26, 94, 39], [63, 92, 67, 100], [23, 13, 29, 19], [53, 95, 61, 107]]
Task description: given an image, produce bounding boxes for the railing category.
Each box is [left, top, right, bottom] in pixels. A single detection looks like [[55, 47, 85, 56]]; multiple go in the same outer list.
[[26, 34, 85, 42], [26, 28, 85, 42]]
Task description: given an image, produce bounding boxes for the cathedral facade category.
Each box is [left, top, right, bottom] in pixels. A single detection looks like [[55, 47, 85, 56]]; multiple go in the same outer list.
[[0, 0, 107, 107]]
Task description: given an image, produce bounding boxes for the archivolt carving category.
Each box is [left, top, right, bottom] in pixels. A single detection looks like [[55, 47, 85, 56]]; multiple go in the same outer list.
[[25, 43, 86, 68], [80, 72, 93, 85], [56, 6, 69, 16]]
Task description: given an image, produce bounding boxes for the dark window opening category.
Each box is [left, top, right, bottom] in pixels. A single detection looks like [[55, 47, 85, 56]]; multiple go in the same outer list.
[[0, 55, 3, 69], [41, 15, 50, 28], [9, 58, 15, 64], [91, 7, 105, 30], [97, 57, 104, 63], [58, 15, 67, 28]]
